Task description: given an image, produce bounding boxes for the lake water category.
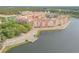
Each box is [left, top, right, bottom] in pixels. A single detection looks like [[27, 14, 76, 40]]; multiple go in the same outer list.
[[7, 18, 79, 53]]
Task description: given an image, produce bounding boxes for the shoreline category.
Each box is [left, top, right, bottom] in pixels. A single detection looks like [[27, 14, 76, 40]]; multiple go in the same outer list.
[[3, 40, 30, 53], [35, 21, 71, 37], [0, 21, 70, 53]]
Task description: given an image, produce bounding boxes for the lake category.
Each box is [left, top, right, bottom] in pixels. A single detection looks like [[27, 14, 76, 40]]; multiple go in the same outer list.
[[7, 18, 79, 53]]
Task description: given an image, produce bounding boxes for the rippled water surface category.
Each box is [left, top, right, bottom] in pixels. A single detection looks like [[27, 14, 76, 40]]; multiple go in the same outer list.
[[7, 18, 79, 53]]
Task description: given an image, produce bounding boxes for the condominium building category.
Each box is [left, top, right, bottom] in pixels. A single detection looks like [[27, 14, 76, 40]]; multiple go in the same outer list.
[[16, 11, 69, 28]]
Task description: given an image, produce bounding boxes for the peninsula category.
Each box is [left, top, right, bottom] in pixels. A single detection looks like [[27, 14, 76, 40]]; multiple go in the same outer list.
[[0, 11, 70, 52]]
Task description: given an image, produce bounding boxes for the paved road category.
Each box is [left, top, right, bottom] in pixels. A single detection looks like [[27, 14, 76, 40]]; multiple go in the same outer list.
[[0, 15, 16, 17]]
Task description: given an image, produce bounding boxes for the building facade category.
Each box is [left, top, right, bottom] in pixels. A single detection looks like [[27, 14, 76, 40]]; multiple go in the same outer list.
[[16, 11, 69, 28]]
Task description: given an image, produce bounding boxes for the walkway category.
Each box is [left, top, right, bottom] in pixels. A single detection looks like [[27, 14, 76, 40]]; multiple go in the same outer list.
[[3, 28, 38, 47]]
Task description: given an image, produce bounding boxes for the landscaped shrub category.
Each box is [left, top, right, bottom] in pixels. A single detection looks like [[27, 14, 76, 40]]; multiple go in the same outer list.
[[2, 27, 15, 38], [0, 17, 32, 41]]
